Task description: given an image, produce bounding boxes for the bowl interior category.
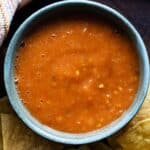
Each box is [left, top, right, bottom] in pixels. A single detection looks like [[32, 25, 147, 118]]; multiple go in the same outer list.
[[4, 0, 149, 144]]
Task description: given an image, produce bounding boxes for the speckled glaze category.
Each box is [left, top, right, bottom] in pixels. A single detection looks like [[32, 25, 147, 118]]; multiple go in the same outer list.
[[4, 0, 149, 145]]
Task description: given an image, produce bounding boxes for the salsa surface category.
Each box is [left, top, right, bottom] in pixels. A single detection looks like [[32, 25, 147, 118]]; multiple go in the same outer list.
[[15, 16, 139, 133]]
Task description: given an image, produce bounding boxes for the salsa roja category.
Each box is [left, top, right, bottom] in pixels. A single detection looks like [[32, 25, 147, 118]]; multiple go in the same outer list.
[[15, 16, 139, 133]]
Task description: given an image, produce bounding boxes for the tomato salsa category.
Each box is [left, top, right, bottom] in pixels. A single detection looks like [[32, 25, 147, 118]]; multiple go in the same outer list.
[[15, 16, 139, 133]]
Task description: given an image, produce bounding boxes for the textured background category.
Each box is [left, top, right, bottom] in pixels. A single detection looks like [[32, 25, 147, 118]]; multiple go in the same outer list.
[[0, 0, 149, 97]]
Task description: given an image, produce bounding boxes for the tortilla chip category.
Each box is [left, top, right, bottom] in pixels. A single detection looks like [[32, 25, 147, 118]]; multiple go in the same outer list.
[[107, 131, 125, 150], [78, 145, 90, 150], [66, 145, 90, 150], [129, 97, 150, 127], [0, 96, 13, 150], [1, 114, 64, 150], [90, 142, 112, 150], [116, 119, 150, 150], [108, 88, 150, 150], [0, 97, 13, 114], [0, 117, 2, 150]]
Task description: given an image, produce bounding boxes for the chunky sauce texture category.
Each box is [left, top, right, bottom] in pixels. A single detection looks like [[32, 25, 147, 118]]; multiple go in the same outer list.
[[15, 16, 139, 133]]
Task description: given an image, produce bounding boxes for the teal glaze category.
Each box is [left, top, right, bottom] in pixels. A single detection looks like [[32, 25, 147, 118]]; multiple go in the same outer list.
[[4, 0, 149, 145]]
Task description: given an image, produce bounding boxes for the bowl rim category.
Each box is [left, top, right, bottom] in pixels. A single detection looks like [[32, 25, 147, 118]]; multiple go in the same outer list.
[[4, 0, 150, 145]]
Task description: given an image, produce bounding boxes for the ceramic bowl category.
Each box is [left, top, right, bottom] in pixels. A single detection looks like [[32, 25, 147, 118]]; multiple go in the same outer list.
[[4, 0, 149, 144]]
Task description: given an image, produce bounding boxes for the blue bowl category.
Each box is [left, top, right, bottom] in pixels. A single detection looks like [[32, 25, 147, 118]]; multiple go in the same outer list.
[[4, 0, 149, 145]]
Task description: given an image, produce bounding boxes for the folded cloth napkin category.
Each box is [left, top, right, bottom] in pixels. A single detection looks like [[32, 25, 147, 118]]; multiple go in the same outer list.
[[0, 0, 21, 47]]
